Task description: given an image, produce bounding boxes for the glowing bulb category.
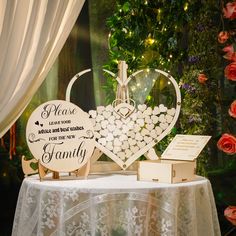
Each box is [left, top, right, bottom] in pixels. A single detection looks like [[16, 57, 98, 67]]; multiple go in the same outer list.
[[150, 38, 155, 44], [184, 2, 189, 11], [145, 37, 155, 45], [169, 54, 172, 58], [131, 87, 135, 91]]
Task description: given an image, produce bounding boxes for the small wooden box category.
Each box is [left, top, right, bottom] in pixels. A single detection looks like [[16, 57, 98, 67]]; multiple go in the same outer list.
[[137, 135, 211, 184], [138, 159, 196, 183]]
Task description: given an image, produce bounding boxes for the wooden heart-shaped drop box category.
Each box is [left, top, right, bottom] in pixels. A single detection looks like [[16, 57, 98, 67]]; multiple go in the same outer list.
[[138, 135, 211, 183]]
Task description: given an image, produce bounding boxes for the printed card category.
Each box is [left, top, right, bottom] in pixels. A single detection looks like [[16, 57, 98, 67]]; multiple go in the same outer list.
[[161, 134, 211, 161]]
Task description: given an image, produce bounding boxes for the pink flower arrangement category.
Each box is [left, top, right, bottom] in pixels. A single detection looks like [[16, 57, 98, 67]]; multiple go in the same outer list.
[[217, 133, 236, 155], [229, 100, 236, 118], [223, 2, 236, 19], [218, 2, 236, 154], [220, 1, 236, 228]]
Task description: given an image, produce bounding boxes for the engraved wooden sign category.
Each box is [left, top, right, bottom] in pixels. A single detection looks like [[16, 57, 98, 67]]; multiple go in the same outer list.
[[26, 100, 95, 175], [66, 62, 181, 171]]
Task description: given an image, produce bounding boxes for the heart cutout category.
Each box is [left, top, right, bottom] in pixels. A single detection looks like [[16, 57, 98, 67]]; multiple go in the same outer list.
[[112, 99, 136, 118], [30, 162, 39, 171], [120, 107, 129, 116], [89, 103, 177, 169]]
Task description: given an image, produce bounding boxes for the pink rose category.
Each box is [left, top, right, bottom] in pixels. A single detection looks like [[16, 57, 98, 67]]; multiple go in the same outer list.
[[217, 133, 236, 155], [218, 31, 229, 43], [224, 52, 236, 61], [223, 44, 234, 54], [223, 2, 236, 19], [224, 206, 236, 226], [224, 62, 236, 81], [229, 100, 236, 118], [197, 73, 208, 84], [223, 45, 236, 61]]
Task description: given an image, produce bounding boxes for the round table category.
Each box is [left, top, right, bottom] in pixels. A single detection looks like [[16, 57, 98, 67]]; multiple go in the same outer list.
[[12, 174, 220, 236]]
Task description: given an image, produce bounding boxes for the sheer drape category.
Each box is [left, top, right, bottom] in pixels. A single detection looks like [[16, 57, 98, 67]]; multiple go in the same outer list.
[[0, 0, 85, 137]]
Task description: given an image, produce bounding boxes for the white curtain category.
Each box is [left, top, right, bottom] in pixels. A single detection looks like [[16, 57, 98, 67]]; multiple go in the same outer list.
[[0, 0, 85, 137]]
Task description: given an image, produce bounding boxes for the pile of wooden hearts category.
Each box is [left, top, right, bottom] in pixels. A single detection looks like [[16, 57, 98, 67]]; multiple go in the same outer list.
[[89, 103, 176, 167]]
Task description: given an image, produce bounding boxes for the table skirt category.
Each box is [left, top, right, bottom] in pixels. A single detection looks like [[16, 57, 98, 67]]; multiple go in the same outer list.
[[12, 174, 220, 236]]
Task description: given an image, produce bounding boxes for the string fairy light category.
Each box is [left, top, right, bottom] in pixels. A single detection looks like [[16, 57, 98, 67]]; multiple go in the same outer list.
[[184, 2, 189, 11]]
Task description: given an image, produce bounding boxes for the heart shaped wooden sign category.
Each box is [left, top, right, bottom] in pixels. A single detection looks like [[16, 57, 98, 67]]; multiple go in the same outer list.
[[66, 61, 181, 170], [90, 62, 180, 169]]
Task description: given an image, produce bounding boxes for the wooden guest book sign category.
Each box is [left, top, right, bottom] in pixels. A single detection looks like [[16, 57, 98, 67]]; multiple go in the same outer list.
[[65, 61, 182, 171], [26, 100, 95, 179]]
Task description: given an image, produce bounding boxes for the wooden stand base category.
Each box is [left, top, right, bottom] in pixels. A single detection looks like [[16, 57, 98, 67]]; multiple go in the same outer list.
[[21, 157, 91, 181], [89, 147, 159, 174]]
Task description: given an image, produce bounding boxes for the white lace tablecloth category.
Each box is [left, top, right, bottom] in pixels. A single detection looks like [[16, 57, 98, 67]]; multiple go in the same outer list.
[[12, 174, 220, 236]]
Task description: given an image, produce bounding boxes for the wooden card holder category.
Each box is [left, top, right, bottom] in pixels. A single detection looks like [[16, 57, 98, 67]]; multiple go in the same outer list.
[[138, 135, 211, 183], [138, 159, 196, 184]]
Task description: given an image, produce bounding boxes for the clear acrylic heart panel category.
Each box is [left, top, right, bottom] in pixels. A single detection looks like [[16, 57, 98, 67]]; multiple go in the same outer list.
[[66, 68, 117, 111], [66, 67, 181, 170], [129, 69, 178, 110], [66, 68, 179, 109]]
